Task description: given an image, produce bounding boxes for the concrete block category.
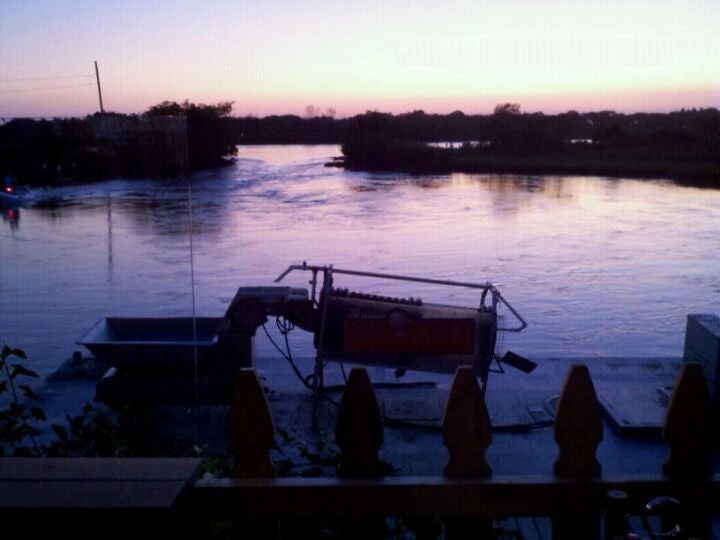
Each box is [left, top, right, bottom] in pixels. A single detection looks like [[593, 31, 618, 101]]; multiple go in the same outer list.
[[683, 314, 720, 402]]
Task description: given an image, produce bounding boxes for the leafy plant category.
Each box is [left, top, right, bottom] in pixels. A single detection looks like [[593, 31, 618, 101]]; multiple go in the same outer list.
[[271, 426, 343, 477], [44, 403, 134, 457], [0, 345, 45, 456], [0, 344, 161, 458], [192, 443, 232, 479]]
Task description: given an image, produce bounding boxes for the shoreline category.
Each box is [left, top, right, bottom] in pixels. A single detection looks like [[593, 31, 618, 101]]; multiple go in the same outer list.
[[337, 148, 720, 188]]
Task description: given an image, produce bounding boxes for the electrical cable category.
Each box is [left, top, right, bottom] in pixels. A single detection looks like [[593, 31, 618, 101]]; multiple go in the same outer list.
[[0, 74, 94, 82], [340, 362, 348, 384], [262, 317, 341, 407], [0, 83, 95, 94], [260, 324, 320, 394], [259, 286, 537, 430]]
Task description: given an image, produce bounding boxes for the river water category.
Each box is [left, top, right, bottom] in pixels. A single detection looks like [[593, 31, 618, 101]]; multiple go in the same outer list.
[[1, 144, 718, 378]]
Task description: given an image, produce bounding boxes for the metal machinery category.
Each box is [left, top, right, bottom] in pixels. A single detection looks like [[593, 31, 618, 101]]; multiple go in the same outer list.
[[223, 263, 533, 394]]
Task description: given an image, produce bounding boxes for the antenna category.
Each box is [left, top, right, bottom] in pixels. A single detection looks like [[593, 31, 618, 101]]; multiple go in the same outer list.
[[94, 60, 105, 113], [188, 183, 199, 406], [183, 116, 199, 408]]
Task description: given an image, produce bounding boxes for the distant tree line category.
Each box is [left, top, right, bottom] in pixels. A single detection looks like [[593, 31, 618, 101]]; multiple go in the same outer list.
[[228, 106, 720, 156], [0, 101, 236, 185], [335, 106, 720, 183], [228, 115, 346, 144], [2, 104, 718, 185]]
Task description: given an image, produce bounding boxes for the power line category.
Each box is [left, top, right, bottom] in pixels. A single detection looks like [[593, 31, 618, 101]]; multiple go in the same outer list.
[[0, 74, 94, 82], [0, 83, 95, 94]]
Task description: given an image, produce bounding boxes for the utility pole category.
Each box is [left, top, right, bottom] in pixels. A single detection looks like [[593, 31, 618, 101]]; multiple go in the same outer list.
[[94, 60, 105, 113]]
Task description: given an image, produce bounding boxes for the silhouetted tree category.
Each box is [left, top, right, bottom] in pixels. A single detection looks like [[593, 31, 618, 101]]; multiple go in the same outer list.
[[493, 103, 521, 115], [145, 101, 186, 116], [144, 100, 236, 169], [2, 106, 718, 184]]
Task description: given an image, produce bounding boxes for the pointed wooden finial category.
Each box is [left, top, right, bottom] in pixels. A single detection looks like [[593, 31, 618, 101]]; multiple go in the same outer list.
[[663, 362, 712, 478], [443, 366, 492, 478], [229, 368, 276, 478], [335, 368, 384, 478], [554, 364, 603, 477]]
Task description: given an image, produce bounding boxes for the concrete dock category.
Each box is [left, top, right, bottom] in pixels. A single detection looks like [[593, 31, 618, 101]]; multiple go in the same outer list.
[[38, 353, 688, 474], [31, 345, 720, 539]]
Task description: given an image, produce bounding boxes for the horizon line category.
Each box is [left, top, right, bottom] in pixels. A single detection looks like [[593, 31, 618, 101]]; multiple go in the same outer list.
[[3, 105, 719, 122]]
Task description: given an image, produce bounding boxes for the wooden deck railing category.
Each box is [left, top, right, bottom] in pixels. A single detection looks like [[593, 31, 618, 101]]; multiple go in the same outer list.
[[193, 362, 720, 539]]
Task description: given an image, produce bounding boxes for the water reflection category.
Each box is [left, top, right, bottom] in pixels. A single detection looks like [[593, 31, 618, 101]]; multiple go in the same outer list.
[[1, 144, 719, 377], [25, 175, 237, 239], [1, 207, 19, 229]]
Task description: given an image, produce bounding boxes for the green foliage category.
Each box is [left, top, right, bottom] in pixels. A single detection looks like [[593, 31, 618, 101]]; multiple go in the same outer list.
[[0, 344, 42, 456], [0, 100, 237, 185], [144, 100, 237, 169], [270, 424, 397, 480], [44, 404, 134, 457], [145, 100, 234, 118], [338, 107, 720, 183], [272, 425, 342, 477], [1, 344, 178, 458], [342, 134, 453, 173], [0, 344, 128, 457], [192, 443, 233, 478], [0, 346, 525, 539], [493, 103, 522, 116]]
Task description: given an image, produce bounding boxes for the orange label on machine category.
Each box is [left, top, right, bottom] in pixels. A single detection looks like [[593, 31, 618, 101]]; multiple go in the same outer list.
[[343, 318, 476, 355]]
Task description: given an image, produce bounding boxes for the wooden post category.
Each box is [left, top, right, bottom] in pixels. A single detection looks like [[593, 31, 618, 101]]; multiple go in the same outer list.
[[662, 362, 712, 539], [663, 362, 712, 478], [683, 314, 720, 409], [335, 368, 386, 539], [228, 368, 278, 538], [552, 364, 603, 539], [443, 366, 492, 479], [554, 364, 603, 477], [335, 367, 384, 478], [229, 368, 276, 478], [443, 366, 493, 539]]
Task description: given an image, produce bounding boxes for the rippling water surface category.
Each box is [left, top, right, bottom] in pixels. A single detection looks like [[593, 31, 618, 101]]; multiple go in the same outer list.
[[1, 145, 719, 377]]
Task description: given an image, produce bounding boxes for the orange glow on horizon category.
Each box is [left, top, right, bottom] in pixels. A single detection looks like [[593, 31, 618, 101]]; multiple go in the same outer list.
[[1, 1, 718, 118]]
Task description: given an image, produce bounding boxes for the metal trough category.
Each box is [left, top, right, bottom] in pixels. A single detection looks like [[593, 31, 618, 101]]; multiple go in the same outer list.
[[78, 317, 222, 372]]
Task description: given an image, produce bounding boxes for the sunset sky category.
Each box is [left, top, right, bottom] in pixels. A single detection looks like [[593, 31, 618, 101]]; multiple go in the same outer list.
[[1, 0, 718, 118]]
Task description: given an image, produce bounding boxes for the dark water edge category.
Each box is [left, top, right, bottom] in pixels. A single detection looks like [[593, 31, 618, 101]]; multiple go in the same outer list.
[[339, 147, 720, 188], [366, 157, 717, 187]]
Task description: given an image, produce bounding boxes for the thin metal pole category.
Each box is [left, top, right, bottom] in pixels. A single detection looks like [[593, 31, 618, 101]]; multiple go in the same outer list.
[[181, 116, 199, 408], [276, 264, 492, 291], [189, 185, 199, 406], [94, 61, 105, 113], [313, 266, 333, 395]]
